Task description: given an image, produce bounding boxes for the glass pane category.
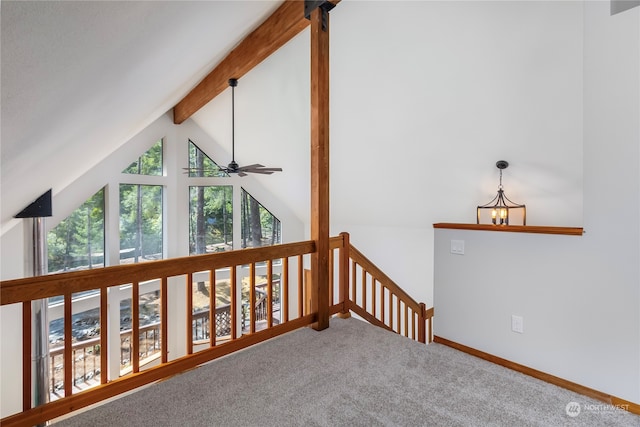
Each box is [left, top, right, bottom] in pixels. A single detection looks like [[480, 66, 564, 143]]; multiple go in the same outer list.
[[241, 188, 281, 249], [119, 184, 163, 263], [48, 188, 105, 273], [123, 139, 163, 176], [188, 140, 228, 178], [189, 186, 233, 255]]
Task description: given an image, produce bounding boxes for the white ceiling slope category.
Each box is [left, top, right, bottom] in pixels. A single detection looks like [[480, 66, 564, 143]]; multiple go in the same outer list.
[[1, 0, 280, 232]]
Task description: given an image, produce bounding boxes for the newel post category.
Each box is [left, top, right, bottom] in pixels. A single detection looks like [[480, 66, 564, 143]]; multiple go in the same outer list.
[[337, 232, 351, 318], [418, 302, 427, 344]]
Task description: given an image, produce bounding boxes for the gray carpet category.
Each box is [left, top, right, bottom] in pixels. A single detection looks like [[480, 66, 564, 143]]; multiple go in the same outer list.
[[55, 317, 639, 426]]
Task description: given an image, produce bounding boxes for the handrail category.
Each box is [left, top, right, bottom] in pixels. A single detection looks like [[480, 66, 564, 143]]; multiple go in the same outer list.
[[0, 233, 433, 426], [1, 241, 315, 305]]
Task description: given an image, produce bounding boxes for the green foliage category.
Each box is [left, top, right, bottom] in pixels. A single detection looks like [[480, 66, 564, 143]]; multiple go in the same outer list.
[[123, 139, 163, 175], [47, 188, 105, 272], [189, 186, 233, 254], [188, 140, 228, 177], [119, 184, 163, 261]]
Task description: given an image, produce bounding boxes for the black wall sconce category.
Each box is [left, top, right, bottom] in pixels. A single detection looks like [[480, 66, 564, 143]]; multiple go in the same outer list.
[[477, 161, 526, 225]]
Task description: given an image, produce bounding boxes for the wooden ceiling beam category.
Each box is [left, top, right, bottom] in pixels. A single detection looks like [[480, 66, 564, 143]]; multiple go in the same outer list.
[[173, 0, 310, 124]]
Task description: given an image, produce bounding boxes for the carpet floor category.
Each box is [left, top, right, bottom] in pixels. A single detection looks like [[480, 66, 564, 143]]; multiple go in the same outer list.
[[54, 317, 639, 426]]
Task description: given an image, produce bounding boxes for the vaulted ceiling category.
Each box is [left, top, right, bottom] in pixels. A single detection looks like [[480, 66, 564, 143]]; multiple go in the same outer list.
[[1, 0, 286, 232]]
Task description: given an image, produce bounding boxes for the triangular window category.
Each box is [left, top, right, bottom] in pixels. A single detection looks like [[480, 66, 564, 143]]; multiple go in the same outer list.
[[187, 140, 229, 178], [123, 139, 163, 175], [241, 188, 281, 248]]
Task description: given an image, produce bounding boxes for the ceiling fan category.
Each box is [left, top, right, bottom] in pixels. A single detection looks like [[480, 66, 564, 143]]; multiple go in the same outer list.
[[185, 78, 282, 177]]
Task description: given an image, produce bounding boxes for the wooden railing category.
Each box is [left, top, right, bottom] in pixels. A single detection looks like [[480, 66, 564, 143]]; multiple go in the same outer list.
[[0, 233, 432, 426], [330, 233, 434, 344]]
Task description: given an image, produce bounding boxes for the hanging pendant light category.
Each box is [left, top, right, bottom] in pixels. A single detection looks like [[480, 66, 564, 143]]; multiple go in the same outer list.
[[476, 160, 526, 225]]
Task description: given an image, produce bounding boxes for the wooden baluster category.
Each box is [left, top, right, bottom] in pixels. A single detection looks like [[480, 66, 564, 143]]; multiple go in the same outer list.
[[351, 260, 356, 304], [186, 274, 193, 354], [404, 302, 409, 338], [22, 301, 31, 410], [338, 232, 350, 317], [329, 249, 334, 306], [231, 266, 237, 340], [250, 263, 256, 334], [297, 255, 303, 317], [100, 287, 108, 383], [411, 310, 416, 340], [396, 297, 401, 336], [381, 286, 386, 327], [389, 293, 394, 332], [64, 292, 72, 396], [282, 257, 289, 323], [267, 259, 273, 328], [361, 269, 367, 311], [371, 279, 377, 320], [132, 281, 140, 372], [209, 270, 216, 347], [83, 347, 87, 384], [161, 277, 168, 363]]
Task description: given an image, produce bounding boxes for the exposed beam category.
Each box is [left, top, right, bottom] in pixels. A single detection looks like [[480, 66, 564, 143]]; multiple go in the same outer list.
[[309, 4, 331, 331], [173, 0, 309, 124]]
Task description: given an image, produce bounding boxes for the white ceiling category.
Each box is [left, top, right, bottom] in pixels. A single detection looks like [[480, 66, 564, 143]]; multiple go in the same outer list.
[[1, 0, 281, 230]]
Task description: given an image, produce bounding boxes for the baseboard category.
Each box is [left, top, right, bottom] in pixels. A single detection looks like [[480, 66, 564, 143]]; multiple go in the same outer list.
[[433, 335, 640, 416]]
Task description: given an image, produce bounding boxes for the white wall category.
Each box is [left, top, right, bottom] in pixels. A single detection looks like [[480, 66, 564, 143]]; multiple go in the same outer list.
[[434, 1, 639, 403], [328, 0, 584, 306], [330, 0, 584, 229]]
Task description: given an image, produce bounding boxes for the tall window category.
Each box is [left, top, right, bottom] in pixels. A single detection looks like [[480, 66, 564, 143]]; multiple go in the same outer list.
[[241, 188, 281, 248], [119, 184, 163, 263], [47, 188, 106, 395], [120, 140, 164, 263], [189, 186, 233, 255], [47, 188, 105, 273]]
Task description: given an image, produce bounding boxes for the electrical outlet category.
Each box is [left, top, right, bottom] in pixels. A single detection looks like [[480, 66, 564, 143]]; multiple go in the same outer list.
[[450, 239, 465, 255], [511, 315, 524, 333]]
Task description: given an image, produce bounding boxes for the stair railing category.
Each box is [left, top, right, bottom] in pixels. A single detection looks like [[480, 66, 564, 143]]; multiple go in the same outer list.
[[330, 232, 434, 344]]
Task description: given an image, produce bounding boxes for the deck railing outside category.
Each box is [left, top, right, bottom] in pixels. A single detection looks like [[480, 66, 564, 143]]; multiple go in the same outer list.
[[0, 233, 432, 427]]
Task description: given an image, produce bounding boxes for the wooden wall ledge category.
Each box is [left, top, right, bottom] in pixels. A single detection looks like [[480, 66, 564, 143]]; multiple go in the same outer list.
[[433, 223, 584, 236]]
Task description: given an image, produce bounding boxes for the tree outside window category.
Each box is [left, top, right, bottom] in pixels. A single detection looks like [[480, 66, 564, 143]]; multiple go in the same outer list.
[[119, 184, 163, 263], [47, 188, 105, 273]]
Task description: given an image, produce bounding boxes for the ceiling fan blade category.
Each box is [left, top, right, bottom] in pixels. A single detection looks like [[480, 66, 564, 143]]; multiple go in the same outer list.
[[237, 171, 248, 177], [240, 166, 283, 174], [245, 168, 282, 175], [236, 164, 264, 170], [243, 169, 275, 175]]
